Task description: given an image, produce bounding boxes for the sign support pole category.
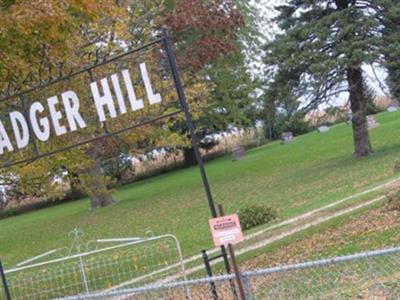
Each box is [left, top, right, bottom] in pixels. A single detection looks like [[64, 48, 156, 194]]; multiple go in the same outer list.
[[163, 31, 238, 290], [161, 28, 218, 218], [227, 244, 246, 300], [0, 260, 11, 300], [218, 205, 246, 300]]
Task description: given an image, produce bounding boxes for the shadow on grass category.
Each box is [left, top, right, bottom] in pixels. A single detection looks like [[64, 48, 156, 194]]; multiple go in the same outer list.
[[313, 141, 400, 173]]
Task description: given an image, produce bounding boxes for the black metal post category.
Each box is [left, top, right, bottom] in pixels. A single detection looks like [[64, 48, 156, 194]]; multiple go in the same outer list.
[[202, 250, 219, 300], [218, 206, 239, 300], [161, 28, 218, 218], [0, 260, 11, 300], [162, 29, 239, 298], [220, 245, 232, 273]]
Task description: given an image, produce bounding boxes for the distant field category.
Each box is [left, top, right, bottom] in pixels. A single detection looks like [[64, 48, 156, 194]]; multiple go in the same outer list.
[[1, 110, 400, 267]]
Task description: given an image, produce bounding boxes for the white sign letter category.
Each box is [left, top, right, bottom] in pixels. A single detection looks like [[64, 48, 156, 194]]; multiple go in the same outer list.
[[122, 69, 144, 111], [10, 111, 29, 149], [30, 102, 50, 142], [111, 73, 127, 115], [0, 119, 13, 154], [48, 96, 67, 136], [90, 78, 117, 122], [140, 63, 162, 105], [62, 91, 87, 131]]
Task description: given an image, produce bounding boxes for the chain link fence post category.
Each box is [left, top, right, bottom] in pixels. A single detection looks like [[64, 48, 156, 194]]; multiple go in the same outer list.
[[242, 274, 254, 300]]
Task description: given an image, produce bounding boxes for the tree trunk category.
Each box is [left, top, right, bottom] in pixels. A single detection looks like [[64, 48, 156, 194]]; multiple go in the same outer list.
[[86, 148, 116, 209], [347, 66, 373, 158], [66, 171, 86, 201], [183, 147, 197, 166]]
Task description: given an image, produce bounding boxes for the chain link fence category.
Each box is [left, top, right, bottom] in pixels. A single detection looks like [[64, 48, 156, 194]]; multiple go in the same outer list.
[[51, 246, 400, 300]]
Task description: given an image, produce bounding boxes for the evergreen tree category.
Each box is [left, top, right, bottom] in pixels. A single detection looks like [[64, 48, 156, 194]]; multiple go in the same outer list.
[[263, 0, 390, 157], [381, 0, 400, 102]]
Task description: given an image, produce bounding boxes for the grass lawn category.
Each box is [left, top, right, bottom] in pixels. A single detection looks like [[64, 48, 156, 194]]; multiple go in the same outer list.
[[236, 202, 400, 299], [1, 110, 400, 267], [238, 201, 399, 269]]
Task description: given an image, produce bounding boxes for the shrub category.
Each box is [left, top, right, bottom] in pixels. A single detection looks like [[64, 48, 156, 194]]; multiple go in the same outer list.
[[386, 188, 400, 211], [238, 204, 277, 230]]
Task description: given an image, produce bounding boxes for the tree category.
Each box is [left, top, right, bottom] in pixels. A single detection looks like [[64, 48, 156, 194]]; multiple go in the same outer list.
[[260, 65, 305, 139], [263, 0, 388, 157], [381, 0, 400, 102], [162, 0, 258, 164]]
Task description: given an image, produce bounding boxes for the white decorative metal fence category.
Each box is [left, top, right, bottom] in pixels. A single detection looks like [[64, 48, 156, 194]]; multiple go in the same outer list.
[[0, 232, 189, 300]]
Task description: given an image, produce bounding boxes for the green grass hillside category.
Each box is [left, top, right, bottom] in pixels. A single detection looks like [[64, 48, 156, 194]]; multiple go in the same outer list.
[[1, 111, 400, 266]]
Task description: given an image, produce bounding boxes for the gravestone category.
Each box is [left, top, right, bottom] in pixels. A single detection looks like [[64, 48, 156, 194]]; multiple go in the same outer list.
[[367, 115, 379, 129], [387, 106, 399, 113], [317, 126, 330, 133], [281, 132, 294, 144], [232, 146, 246, 161]]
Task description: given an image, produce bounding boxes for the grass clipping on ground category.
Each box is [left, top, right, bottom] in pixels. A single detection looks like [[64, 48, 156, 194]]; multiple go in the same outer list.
[[243, 203, 400, 270]]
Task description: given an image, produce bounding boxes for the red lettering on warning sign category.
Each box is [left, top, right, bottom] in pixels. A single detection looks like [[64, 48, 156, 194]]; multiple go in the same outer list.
[[209, 214, 244, 247]]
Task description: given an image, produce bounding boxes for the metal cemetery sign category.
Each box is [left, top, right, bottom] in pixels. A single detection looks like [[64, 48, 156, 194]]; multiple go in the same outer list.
[[0, 62, 161, 155], [0, 37, 175, 168], [0, 30, 218, 218]]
